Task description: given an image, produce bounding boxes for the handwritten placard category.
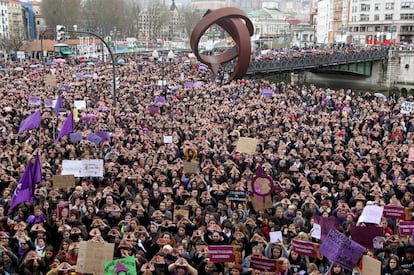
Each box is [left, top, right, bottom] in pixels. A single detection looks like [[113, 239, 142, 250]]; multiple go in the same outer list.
[[319, 228, 366, 271], [357, 205, 383, 225], [52, 175, 76, 189], [235, 137, 258, 154], [183, 161, 199, 174], [77, 241, 114, 274]]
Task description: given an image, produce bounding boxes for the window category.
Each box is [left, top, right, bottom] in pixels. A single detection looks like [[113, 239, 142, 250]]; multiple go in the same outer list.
[[360, 14, 370, 21], [401, 13, 414, 19], [361, 4, 370, 11], [374, 14, 380, 20], [375, 26, 382, 31], [385, 14, 393, 20], [375, 3, 380, 10], [385, 2, 394, 9], [401, 25, 414, 31], [401, 2, 414, 8], [367, 26, 374, 32]]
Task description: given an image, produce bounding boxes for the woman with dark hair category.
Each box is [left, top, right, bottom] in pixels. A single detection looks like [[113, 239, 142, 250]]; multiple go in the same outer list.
[[382, 255, 401, 275], [288, 250, 307, 275], [328, 263, 346, 275]]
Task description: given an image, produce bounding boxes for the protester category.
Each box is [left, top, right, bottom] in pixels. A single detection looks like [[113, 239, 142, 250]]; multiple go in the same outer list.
[[0, 47, 412, 274]]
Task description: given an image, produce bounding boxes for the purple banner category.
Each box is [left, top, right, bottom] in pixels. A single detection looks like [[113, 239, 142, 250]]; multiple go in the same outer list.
[[208, 245, 234, 263], [184, 81, 193, 88], [399, 221, 414, 236], [154, 96, 166, 107], [319, 229, 366, 271], [262, 88, 273, 97], [29, 96, 41, 106], [292, 239, 321, 259], [194, 81, 204, 87], [350, 226, 384, 249], [147, 106, 160, 115], [383, 205, 406, 220], [44, 98, 54, 108], [60, 85, 71, 92]]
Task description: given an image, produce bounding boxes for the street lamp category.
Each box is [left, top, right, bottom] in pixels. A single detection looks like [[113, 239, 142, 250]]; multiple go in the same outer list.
[[60, 27, 117, 107]]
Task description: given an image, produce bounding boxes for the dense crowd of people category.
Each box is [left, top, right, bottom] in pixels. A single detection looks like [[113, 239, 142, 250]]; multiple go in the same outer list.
[[0, 50, 412, 275]]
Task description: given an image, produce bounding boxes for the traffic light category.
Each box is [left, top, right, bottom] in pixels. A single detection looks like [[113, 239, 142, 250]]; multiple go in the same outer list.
[[56, 25, 66, 42]]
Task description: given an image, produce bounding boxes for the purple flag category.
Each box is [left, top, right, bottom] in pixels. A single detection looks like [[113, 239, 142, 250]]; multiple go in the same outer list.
[[194, 81, 204, 88], [18, 110, 41, 135], [56, 112, 74, 140], [8, 161, 34, 214], [32, 153, 42, 186], [94, 131, 111, 141], [184, 81, 194, 88], [69, 132, 83, 143], [87, 133, 102, 145], [54, 96, 63, 115]]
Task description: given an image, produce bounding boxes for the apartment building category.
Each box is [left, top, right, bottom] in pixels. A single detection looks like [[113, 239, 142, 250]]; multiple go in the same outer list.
[[349, 0, 413, 45]]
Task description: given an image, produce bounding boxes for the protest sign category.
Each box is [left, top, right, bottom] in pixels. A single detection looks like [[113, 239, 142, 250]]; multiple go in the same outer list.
[[104, 256, 137, 275], [62, 159, 104, 177], [77, 241, 114, 274], [401, 101, 414, 114], [235, 137, 258, 154], [163, 135, 173, 144], [291, 239, 321, 259], [154, 96, 166, 106], [383, 205, 406, 220], [52, 175, 76, 189], [249, 256, 278, 272], [269, 231, 283, 243], [228, 190, 246, 202], [57, 202, 69, 221], [319, 229, 366, 271], [147, 105, 160, 115], [174, 205, 189, 219], [312, 215, 341, 240], [249, 169, 273, 211], [44, 98, 54, 108], [44, 74, 56, 87], [262, 88, 273, 97], [361, 255, 381, 275], [409, 147, 414, 162], [208, 245, 234, 262], [183, 161, 199, 174], [399, 221, 414, 235], [350, 226, 384, 249], [357, 205, 383, 225], [29, 96, 41, 106], [74, 100, 86, 110]]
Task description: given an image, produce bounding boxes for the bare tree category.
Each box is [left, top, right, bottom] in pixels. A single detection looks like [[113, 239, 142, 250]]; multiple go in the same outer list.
[[180, 5, 202, 38], [40, 0, 82, 31], [82, 0, 129, 36], [124, 0, 141, 38]]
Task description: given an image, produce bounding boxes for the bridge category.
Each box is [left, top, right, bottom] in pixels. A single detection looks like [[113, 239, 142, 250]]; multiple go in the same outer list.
[[246, 48, 389, 76]]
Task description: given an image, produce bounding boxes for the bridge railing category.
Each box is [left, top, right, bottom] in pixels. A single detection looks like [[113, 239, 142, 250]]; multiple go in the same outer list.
[[246, 49, 389, 74]]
